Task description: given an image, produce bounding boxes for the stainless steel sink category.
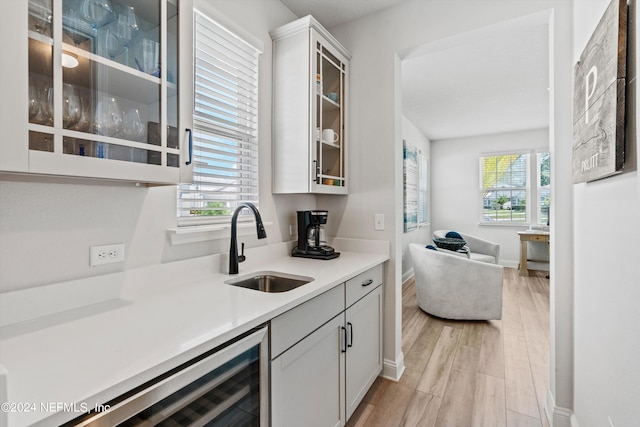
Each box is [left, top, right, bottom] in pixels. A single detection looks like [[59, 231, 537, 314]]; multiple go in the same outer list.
[[224, 271, 314, 293]]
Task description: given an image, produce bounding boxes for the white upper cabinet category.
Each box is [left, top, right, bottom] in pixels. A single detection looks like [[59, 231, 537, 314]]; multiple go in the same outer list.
[[0, 0, 193, 184], [271, 15, 350, 195]]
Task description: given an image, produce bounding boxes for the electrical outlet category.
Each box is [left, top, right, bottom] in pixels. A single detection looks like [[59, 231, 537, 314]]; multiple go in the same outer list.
[[289, 224, 295, 235], [90, 243, 125, 266]]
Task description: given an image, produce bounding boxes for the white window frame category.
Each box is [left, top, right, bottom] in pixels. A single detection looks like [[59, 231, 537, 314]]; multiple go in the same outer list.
[[536, 151, 551, 225], [479, 151, 531, 226], [176, 9, 262, 228]]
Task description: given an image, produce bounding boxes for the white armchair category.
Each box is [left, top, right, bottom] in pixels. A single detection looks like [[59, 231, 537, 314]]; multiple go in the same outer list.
[[433, 230, 500, 264], [409, 243, 504, 320]]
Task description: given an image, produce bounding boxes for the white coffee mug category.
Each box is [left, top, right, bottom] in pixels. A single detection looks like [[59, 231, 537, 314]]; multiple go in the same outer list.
[[322, 129, 339, 143]]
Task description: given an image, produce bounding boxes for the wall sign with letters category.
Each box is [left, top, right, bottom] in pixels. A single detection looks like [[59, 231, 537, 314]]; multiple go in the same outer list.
[[573, 0, 628, 183]]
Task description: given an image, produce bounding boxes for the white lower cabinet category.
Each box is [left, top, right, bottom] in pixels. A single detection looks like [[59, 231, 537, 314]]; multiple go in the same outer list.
[[271, 314, 345, 427], [270, 264, 384, 426]]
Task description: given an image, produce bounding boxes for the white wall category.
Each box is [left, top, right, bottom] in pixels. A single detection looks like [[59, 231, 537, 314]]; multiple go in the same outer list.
[[572, 0, 640, 425], [0, 0, 313, 293], [430, 128, 549, 267], [400, 115, 431, 282], [326, 0, 573, 389]]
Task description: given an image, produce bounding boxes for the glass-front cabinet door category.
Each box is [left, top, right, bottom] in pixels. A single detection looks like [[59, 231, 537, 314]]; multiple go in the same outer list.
[[271, 16, 349, 195], [0, 0, 193, 184], [313, 31, 347, 193]]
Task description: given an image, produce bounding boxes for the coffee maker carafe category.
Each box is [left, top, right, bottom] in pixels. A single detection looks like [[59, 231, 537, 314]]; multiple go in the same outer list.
[[292, 210, 340, 259]]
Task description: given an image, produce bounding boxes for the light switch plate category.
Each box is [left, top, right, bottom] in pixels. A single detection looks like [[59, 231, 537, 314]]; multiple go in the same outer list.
[[374, 214, 384, 230]]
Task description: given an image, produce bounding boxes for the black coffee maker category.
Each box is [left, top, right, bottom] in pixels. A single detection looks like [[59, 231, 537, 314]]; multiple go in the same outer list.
[[292, 210, 340, 259]]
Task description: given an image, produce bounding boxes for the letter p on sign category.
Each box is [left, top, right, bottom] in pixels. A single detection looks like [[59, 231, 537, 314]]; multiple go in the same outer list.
[[585, 66, 598, 124]]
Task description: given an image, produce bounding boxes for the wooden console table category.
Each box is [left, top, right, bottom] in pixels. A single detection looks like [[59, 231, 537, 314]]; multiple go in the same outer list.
[[517, 230, 550, 276]]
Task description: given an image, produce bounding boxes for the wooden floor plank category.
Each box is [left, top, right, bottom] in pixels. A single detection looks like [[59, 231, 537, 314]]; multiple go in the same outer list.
[[360, 379, 416, 427], [460, 322, 484, 348], [505, 364, 540, 419], [416, 326, 462, 397], [348, 268, 550, 427], [404, 320, 445, 372], [436, 367, 477, 425], [345, 403, 375, 427], [471, 373, 507, 427], [399, 391, 441, 427], [506, 409, 543, 427], [477, 320, 505, 379]]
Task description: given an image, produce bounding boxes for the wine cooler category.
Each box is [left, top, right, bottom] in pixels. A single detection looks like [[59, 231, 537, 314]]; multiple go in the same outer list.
[[66, 326, 268, 426]]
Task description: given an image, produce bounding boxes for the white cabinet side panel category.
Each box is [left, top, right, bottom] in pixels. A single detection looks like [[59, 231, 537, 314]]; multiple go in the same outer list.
[[0, 2, 29, 172], [272, 31, 312, 193]]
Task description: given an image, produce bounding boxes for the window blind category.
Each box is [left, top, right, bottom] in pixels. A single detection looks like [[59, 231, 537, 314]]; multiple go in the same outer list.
[[480, 153, 529, 223], [178, 10, 260, 225]]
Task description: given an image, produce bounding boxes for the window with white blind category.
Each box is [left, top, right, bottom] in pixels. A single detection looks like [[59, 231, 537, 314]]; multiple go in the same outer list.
[[480, 153, 529, 223], [479, 152, 552, 226], [177, 10, 261, 225]]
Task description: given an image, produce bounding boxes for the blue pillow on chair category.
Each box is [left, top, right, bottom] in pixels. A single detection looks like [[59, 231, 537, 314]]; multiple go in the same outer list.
[[445, 231, 463, 240], [425, 244, 438, 251]]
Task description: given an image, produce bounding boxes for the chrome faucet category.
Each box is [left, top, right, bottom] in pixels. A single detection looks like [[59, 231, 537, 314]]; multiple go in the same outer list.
[[229, 202, 267, 274]]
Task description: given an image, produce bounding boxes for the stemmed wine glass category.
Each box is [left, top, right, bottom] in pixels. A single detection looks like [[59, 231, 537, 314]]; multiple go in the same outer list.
[[28, 83, 40, 121], [94, 96, 123, 137], [71, 96, 92, 132], [30, 84, 53, 126], [123, 108, 145, 142], [104, 27, 121, 60], [81, 0, 115, 56], [63, 2, 92, 48], [62, 84, 81, 129], [114, 6, 138, 66], [30, 0, 53, 37]]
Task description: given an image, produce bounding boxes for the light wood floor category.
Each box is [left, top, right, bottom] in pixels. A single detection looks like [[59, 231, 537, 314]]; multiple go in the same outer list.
[[346, 267, 551, 427]]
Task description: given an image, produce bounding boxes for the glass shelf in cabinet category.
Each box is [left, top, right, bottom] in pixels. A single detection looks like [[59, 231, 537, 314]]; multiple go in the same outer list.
[[320, 140, 341, 149], [61, 45, 162, 106]]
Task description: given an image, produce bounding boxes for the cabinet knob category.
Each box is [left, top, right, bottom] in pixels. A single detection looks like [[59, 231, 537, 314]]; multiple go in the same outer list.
[[362, 279, 374, 287]]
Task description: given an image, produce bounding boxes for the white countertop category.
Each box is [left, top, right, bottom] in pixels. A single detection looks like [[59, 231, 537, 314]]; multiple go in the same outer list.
[[0, 239, 389, 426]]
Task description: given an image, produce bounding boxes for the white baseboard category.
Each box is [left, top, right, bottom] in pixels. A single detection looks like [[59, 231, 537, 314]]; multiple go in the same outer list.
[[381, 352, 405, 381], [402, 269, 414, 284], [546, 389, 579, 427]]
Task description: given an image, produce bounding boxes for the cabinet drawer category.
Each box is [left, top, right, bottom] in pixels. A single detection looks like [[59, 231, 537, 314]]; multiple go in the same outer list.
[[270, 283, 345, 359], [345, 264, 383, 308]]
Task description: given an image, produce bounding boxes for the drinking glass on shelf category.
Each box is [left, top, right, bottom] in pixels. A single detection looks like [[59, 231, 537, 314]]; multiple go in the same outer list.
[[104, 27, 121, 60], [81, 0, 114, 53], [114, 6, 138, 66], [134, 38, 160, 76], [94, 96, 123, 137], [63, 4, 92, 48], [71, 96, 92, 132], [28, 83, 40, 121], [31, 85, 53, 126], [123, 108, 145, 141], [62, 84, 81, 129], [30, 0, 53, 37]]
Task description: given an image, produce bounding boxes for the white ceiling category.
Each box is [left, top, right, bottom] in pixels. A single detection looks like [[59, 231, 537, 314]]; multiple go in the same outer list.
[[279, 1, 551, 141], [279, 0, 409, 28]]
